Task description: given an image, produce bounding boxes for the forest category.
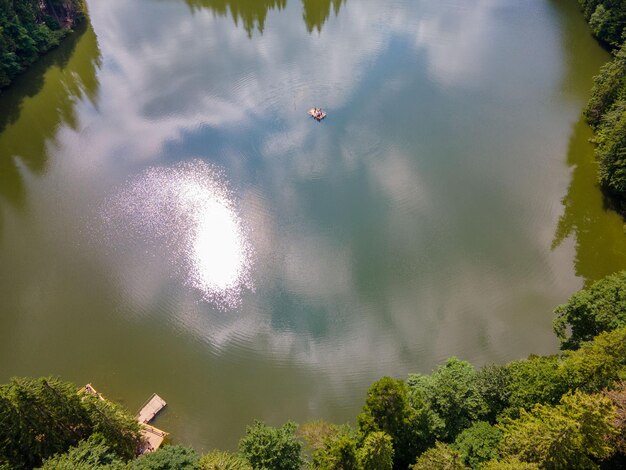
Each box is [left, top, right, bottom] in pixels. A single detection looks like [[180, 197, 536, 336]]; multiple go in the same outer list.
[[0, 0, 85, 89]]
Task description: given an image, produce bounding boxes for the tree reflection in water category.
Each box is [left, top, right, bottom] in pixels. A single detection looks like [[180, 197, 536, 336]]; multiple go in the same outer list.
[[302, 0, 344, 33], [552, 116, 626, 285], [183, 0, 345, 36], [185, 0, 286, 37], [0, 22, 101, 239]]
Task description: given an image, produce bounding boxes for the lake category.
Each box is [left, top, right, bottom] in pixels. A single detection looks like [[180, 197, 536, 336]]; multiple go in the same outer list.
[[1, 0, 625, 451]]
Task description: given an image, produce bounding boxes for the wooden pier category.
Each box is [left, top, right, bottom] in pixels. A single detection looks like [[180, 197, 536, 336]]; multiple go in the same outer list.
[[135, 393, 168, 453], [136, 393, 167, 424], [81, 384, 169, 455]]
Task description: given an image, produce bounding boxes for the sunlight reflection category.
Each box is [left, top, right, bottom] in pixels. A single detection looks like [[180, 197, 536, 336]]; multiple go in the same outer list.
[[104, 160, 253, 309]]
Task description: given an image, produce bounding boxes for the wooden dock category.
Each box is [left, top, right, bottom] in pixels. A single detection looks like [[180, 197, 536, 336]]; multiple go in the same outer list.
[[136, 393, 167, 424], [81, 384, 169, 455], [135, 393, 168, 454], [80, 383, 104, 400], [138, 423, 168, 454]]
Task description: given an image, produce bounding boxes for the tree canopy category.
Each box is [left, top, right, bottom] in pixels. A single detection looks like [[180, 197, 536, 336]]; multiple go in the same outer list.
[[0, 376, 140, 469], [498, 390, 618, 469], [578, 0, 626, 47], [0, 0, 86, 89], [238, 421, 303, 470], [554, 270, 626, 349], [197, 450, 252, 470], [38, 435, 125, 470], [452, 421, 501, 469], [130, 445, 199, 469]]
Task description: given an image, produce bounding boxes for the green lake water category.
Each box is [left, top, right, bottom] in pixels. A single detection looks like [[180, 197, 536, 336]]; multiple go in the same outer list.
[[1, 0, 626, 451]]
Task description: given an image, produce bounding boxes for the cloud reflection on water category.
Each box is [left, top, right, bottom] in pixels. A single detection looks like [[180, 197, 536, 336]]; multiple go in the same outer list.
[[79, 0, 582, 373]]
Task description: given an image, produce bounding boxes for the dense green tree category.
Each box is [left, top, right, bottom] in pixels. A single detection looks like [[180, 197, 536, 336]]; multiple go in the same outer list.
[[407, 358, 486, 441], [504, 355, 565, 414], [311, 431, 359, 470], [0, 376, 140, 469], [596, 104, 626, 206], [578, 0, 626, 47], [560, 327, 626, 393], [580, 0, 626, 210], [585, 44, 626, 127], [604, 381, 626, 454], [131, 445, 199, 469], [498, 390, 618, 469], [37, 435, 125, 470], [475, 364, 511, 421], [480, 457, 539, 470], [358, 377, 411, 439], [0, 0, 86, 89], [0, 376, 92, 468], [410, 442, 467, 470], [357, 377, 429, 469], [197, 450, 252, 470], [452, 422, 501, 469], [502, 327, 626, 416], [356, 432, 393, 470], [82, 394, 142, 461], [298, 420, 339, 455], [238, 421, 303, 470], [554, 271, 626, 349]]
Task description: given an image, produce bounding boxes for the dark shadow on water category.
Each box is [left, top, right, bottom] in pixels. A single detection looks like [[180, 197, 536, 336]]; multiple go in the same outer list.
[[183, 0, 345, 36], [551, 115, 626, 285], [0, 21, 101, 235]]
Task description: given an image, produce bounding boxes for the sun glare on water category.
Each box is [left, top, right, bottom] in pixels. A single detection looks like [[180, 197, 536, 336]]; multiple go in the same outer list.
[[104, 160, 253, 309]]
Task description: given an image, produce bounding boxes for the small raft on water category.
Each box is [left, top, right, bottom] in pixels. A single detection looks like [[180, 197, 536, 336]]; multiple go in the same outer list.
[[308, 107, 326, 121]]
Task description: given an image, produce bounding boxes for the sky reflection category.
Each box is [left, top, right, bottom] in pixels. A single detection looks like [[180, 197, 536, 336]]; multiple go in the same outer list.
[[80, 0, 603, 369]]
